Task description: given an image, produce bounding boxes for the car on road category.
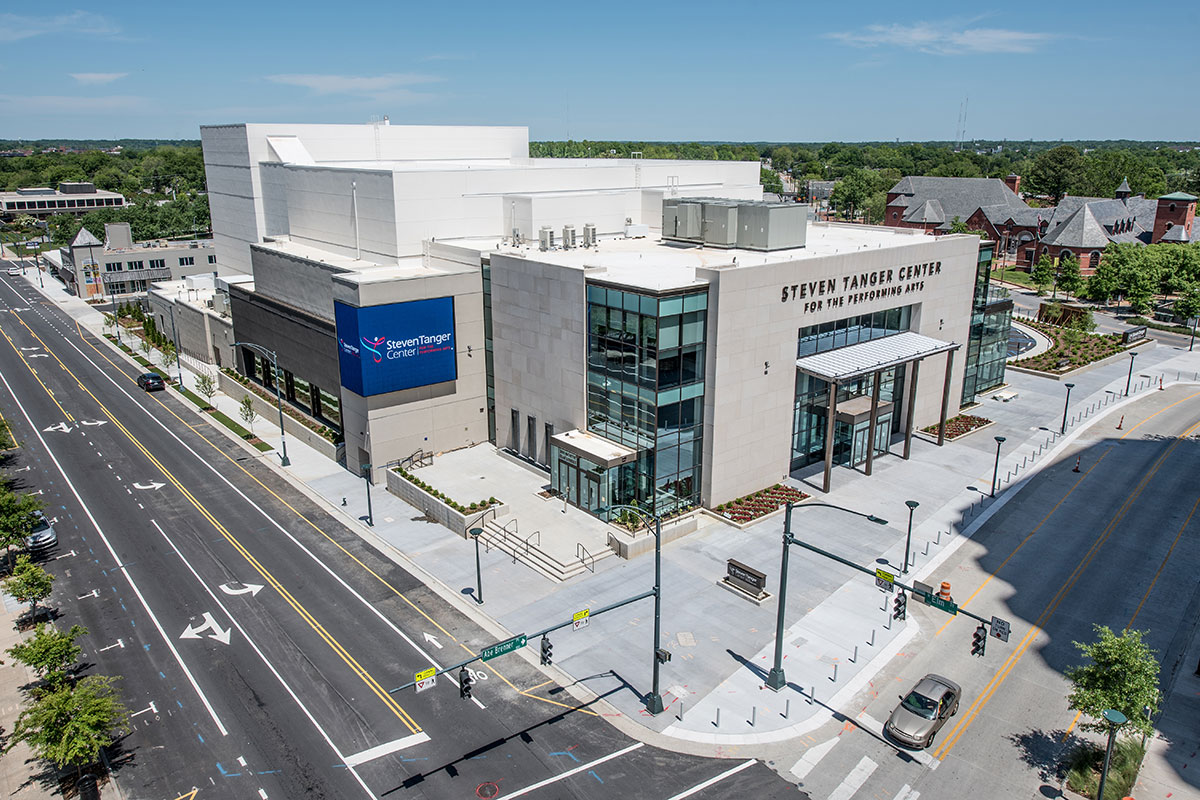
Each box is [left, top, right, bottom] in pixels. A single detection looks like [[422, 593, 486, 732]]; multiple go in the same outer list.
[[137, 372, 166, 391], [6, 267, 20, 276], [25, 511, 57, 551], [884, 673, 961, 749]]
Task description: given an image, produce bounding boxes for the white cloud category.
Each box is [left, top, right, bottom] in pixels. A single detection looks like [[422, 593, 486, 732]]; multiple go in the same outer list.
[[0, 94, 147, 114], [0, 11, 120, 43], [826, 21, 1054, 55], [265, 72, 440, 99], [70, 72, 128, 85]]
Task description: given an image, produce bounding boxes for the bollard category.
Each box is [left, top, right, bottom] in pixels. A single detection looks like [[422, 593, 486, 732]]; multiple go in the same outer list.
[[868, 628, 875, 646], [678, 701, 685, 722], [751, 706, 757, 727], [809, 686, 814, 705], [784, 699, 791, 719], [923, 541, 930, 556], [850, 645, 858, 664], [936, 529, 942, 544], [831, 663, 838, 682], [714, 707, 721, 727]]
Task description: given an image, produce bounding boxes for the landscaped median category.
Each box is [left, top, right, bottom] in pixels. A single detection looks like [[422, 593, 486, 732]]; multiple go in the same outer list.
[[1008, 319, 1129, 375]]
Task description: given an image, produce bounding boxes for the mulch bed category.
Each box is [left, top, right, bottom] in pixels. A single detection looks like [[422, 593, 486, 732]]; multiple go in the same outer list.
[[921, 414, 992, 440], [714, 484, 809, 525]]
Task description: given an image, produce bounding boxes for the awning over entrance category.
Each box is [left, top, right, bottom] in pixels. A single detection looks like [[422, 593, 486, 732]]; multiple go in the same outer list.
[[794, 331, 962, 494], [795, 331, 959, 383], [550, 429, 637, 470]]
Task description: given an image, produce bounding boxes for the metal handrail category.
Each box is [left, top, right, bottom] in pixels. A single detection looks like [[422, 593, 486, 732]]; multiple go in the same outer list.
[[577, 542, 595, 573]]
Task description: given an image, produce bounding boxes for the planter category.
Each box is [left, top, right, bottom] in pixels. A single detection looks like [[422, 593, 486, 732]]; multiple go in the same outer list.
[[384, 468, 509, 537], [606, 512, 699, 558], [217, 371, 340, 461], [710, 484, 810, 528], [921, 414, 993, 441]]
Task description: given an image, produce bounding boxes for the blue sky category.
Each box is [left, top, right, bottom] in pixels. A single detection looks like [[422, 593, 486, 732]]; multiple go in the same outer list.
[[1, 1, 1195, 143]]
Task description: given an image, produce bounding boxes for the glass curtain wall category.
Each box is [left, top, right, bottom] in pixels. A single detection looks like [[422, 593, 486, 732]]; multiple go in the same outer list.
[[585, 285, 707, 515], [961, 244, 1012, 404], [482, 260, 497, 443], [791, 367, 905, 471], [798, 305, 914, 357]]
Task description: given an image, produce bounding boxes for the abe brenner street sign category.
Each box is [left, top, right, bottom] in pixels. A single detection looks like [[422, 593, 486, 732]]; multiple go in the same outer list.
[[481, 634, 528, 661]]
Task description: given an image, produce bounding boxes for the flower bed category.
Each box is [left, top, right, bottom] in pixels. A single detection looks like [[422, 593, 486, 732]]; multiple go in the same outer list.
[[713, 484, 808, 525], [1011, 320, 1126, 373], [392, 467, 499, 515], [921, 414, 992, 440]]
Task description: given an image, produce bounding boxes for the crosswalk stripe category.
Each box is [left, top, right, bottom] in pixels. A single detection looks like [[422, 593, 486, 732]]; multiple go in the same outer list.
[[827, 756, 877, 800]]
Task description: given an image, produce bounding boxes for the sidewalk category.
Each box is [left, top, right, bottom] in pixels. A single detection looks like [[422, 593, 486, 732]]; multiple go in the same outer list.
[[13, 268, 1200, 776], [0, 595, 58, 799]]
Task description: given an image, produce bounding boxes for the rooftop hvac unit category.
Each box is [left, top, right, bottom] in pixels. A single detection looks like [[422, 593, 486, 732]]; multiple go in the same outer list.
[[562, 225, 576, 249], [539, 226, 554, 251], [582, 223, 596, 248], [511, 227, 522, 246]]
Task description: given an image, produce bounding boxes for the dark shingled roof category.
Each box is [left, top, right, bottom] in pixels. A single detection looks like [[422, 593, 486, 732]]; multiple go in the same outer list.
[[904, 198, 946, 224], [1160, 225, 1191, 243], [1159, 192, 1198, 202], [70, 227, 102, 247], [1116, 177, 1132, 195], [889, 177, 1027, 226], [1040, 205, 1112, 249]]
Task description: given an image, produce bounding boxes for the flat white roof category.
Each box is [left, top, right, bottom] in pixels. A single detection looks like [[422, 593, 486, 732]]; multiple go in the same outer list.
[[465, 223, 949, 292], [287, 157, 751, 175], [254, 237, 470, 284]]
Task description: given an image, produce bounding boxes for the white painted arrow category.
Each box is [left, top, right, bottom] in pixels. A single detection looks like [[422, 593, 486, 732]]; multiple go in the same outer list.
[[423, 632, 443, 650], [43, 422, 71, 433], [181, 612, 232, 645], [98, 639, 125, 652], [133, 481, 166, 490], [20, 347, 39, 351], [80, 420, 108, 427], [219, 582, 265, 597], [28, 354, 48, 359]]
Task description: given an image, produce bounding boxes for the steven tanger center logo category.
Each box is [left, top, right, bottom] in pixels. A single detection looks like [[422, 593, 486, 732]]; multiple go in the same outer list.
[[338, 338, 360, 358], [361, 336, 386, 363]]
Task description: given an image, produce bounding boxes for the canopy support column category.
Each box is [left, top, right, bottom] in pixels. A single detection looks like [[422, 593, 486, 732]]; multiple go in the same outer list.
[[822, 382, 839, 493], [938, 349, 955, 447], [865, 370, 882, 476], [903, 359, 921, 459]]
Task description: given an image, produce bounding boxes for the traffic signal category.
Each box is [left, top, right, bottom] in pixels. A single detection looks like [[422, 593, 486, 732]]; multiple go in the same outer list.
[[971, 625, 987, 657], [892, 590, 907, 621], [540, 636, 553, 666], [459, 667, 474, 700]]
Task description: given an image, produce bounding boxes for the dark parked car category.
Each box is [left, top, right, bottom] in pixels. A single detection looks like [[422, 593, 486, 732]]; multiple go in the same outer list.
[[884, 673, 961, 749], [137, 373, 165, 391]]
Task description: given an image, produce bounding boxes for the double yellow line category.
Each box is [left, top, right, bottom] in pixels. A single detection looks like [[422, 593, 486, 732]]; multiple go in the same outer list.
[[932, 416, 1200, 760], [1, 315, 75, 422], [78, 324, 597, 717], [4, 313, 422, 734]]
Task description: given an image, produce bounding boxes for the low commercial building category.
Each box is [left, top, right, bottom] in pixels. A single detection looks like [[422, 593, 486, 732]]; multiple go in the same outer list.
[[1, 182, 125, 219], [201, 122, 1009, 518], [54, 222, 224, 300], [146, 274, 246, 369]]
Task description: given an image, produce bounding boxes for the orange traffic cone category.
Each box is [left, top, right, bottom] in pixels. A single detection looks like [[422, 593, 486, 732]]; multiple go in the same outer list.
[[1073, 456, 1081, 473], [1159, 377, 1164, 390], [1117, 415, 1124, 430]]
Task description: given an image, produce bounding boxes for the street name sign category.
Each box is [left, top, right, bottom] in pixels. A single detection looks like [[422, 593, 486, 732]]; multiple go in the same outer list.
[[928, 595, 958, 616], [990, 616, 1011, 642], [875, 568, 895, 592], [481, 634, 527, 661], [572, 609, 590, 631], [415, 667, 437, 693]]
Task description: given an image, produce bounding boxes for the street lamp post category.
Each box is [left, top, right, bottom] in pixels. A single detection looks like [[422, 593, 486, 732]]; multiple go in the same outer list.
[[600, 504, 665, 715], [1189, 316, 1197, 352], [991, 436, 1006, 497], [766, 501, 888, 691], [903, 500, 919, 574], [1096, 708, 1128, 800], [233, 341, 290, 467], [1125, 351, 1137, 396], [1061, 382, 1075, 435], [468, 527, 484, 604], [167, 304, 184, 388], [360, 462, 374, 527]]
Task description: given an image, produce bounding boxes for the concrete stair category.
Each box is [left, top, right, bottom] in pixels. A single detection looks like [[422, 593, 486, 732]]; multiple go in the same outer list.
[[480, 519, 615, 582]]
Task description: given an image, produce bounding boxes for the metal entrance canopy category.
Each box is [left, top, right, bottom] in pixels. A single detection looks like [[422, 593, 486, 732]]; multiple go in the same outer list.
[[795, 331, 962, 493], [795, 331, 959, 383]]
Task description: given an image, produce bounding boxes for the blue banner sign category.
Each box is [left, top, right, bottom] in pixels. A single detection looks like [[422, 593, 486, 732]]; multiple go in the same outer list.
[[335, 297, 457, 396]]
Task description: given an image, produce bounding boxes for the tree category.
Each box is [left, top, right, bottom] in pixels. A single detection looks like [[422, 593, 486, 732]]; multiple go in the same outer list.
[[829, 169, 873, 220], [239, 395, 256, 434], [7, 623, 86, 689], [1066, 625, 1160, 738], [1174, 283, 1200, 324], [0, 489, 45, 566], [162, 341, 177, 369], [46, 214, 80, 246], [8, 674, 129, 777], [760, 167, 783, 195], [1026, 145, 1085, 202], [195, 372, 217, 408], [1031, 254, 1055, 296], [3, 554, 55, 621], [1058, 253, 1083, 298]]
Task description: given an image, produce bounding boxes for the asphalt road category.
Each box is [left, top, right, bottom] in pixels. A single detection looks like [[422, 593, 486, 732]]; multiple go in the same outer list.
[[771, 384, 1200, 800], [0, 266, 804, 799]]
